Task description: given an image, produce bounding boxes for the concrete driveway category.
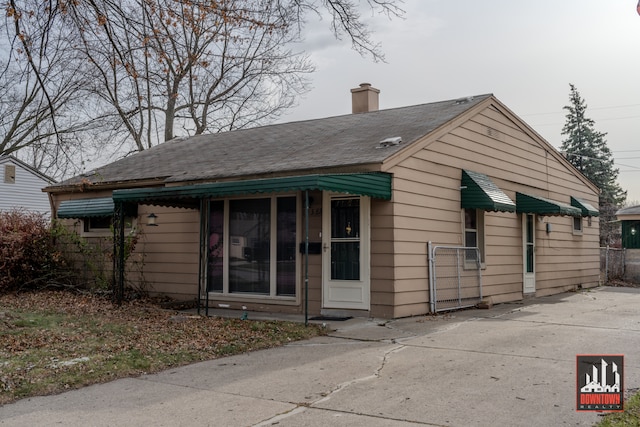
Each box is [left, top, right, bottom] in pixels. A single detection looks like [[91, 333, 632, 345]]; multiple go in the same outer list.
[[2, 286, 639, 426]]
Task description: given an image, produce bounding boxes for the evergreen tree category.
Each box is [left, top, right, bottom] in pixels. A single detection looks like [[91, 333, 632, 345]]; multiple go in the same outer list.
[[561, 84, 627, 245]]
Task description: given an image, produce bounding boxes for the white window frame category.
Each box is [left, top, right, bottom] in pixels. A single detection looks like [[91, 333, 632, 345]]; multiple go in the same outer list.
[[462, 208, 486, 267], [208, 194, 300, 304], [81, 216, 137, 237], [572, 216, 583, 235], [4, 164, 15, 184]]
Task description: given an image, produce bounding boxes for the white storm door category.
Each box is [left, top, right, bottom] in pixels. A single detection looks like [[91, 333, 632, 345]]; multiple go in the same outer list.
[[523, 213, 536, 294], [322, 194, 370, 310]]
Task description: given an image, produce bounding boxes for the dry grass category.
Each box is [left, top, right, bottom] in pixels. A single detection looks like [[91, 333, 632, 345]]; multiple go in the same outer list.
[[0, 290, 323, 405], [595, 389, 640, 426]]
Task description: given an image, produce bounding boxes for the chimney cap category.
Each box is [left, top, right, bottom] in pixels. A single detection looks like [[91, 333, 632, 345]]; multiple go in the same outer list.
[[351, 82, 380, 94]]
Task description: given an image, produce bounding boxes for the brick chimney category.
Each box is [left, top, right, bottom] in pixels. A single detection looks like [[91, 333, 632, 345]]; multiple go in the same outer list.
[[351, 83, 380, 113]]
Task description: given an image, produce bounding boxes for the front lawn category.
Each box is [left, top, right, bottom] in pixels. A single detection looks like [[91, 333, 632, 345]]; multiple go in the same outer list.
[[0, 290, 322, 404]]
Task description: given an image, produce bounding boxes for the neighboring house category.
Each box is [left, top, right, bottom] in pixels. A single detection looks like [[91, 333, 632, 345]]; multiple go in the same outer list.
[[45, 84, 600, 319], [616, 205, 640, 249], [0, 155, 55, 216], [615, 205, 640, 283]]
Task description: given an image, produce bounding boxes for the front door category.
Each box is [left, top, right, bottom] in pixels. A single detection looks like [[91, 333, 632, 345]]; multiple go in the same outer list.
[[322, 194, 370, 310], [523, 213, 536, 294]]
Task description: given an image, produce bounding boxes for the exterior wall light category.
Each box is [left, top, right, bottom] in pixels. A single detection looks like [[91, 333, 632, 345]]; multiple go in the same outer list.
[[632, 227, 637, 236], [147, 213, 158, 226]]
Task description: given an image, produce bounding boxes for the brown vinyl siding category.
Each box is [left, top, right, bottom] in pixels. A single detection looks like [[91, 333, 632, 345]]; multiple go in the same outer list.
[[387, 163, 462, 317], [132, 205, 199, 299], [370, 195, 396, 317], [386, 101, 599, 316], [47, 95, 600, 319]]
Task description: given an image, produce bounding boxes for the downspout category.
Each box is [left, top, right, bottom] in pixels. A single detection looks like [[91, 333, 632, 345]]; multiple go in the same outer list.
[[477, 248, 483, 302], [428, 241, 435, 313], [304, 190, 310, 326], [47, 192, 56, 219]]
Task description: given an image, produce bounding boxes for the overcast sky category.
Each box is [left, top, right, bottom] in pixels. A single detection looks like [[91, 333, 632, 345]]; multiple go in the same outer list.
[[278, 0, 640, 203]]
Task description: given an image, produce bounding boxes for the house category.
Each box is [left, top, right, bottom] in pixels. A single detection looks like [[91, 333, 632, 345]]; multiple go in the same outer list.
[[45, 84, 600, 319], [0, 155, 55, 216], [616, 205, 640, 249]]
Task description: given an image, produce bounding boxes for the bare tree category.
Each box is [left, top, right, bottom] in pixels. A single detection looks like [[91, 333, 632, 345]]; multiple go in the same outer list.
[[283, 0, 405, 62], [1, 0, 91, 177], [60, 0, 315, 152], [3, 0, 404, 168]]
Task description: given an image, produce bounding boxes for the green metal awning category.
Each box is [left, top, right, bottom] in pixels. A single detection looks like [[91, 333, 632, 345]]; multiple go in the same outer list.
[[516, 192, 582, 217], [112, 173, 392, 206], [571, 196, 599, 217], [461, 170, 516, 212], [57, 197, 114, 218]]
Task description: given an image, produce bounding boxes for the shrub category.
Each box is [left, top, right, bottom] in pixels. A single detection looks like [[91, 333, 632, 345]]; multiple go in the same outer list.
[[51, 220, 114, 292], [50, 219, 147, 296], [0, 210, 66, 292]]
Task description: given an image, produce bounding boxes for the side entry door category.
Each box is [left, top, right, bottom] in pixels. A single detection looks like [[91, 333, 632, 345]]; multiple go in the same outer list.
[[523, 213, 536, 294]]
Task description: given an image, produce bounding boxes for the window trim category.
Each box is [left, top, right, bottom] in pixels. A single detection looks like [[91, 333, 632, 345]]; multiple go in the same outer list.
[[572, 216, 583, 235], [207, 193, 300, 303], [462, 208, 486, 268], [4, 164, 16, 184], [81, 216, 137, 237]]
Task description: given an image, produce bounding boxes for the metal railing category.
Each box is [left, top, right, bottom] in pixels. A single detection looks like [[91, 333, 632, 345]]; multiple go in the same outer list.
[[428, 242, 483, 312]]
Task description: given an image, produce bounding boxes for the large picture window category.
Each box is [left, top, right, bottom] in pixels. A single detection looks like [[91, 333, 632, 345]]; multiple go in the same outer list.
[[207, 195, 297, 297], [208, 201, 224, 292], [276, 197, 297, 296], [229, 198, 271, 294]]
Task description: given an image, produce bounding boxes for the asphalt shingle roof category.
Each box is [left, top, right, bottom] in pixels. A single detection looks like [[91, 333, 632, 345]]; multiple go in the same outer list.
[[54, 94, 492, 187], [617, 205, 640, 216]]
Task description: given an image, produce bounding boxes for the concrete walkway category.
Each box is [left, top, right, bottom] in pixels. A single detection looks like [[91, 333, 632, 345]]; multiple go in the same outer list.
[[2, 286, 640, 426]]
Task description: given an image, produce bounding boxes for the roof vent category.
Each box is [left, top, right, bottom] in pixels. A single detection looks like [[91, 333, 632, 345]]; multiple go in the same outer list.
[[171, 136, 189, 143], [455, 96, 474, 105], [377, 136, 402, 148]]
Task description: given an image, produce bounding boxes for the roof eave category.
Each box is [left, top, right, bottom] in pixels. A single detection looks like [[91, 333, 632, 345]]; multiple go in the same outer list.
[[44, 178, 169, 194]]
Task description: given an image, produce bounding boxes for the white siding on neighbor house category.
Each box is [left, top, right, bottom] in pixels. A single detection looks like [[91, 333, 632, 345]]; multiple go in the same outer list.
[[0, 159, 53, 215]]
